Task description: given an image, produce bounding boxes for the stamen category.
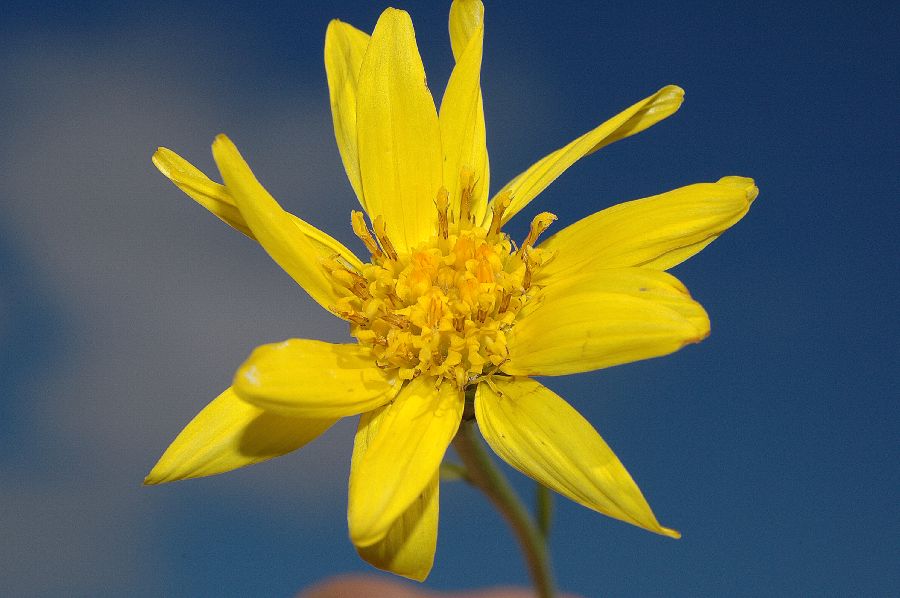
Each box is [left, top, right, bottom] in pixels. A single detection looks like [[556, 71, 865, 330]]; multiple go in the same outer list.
[[459, 167, 475, 225], [435, 187, 450, 239], [522, 247, 534, 290], [372, 215, 398, 260], [488, 191, 512, 236], [351, 211, 382, 258], [323, 256, 371, 299], [381, 313, 410, 329], [338, 196, 547, 390], [335, 309, 369, 326], [520, 212, 557, 252], [453, 315, 466, 332], [320, 256, 345, 273]]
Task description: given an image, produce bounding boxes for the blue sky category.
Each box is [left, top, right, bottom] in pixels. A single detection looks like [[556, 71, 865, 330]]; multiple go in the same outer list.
[[1, 1, 897, 596]]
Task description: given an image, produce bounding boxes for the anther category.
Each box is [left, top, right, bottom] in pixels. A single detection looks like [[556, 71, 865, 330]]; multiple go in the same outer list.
[[520, 212, 557, 252], [372, 215, 399, 260], [488, 191, 512, 236], [346, 271, 372, 299], [381, 313, 410, 329], [435, 187, 450, 239], [453, 315, 466, 332], [385, 288, 402, 306], [351, 211, 382, 258], [459, 167, 475, 225], [336, 309, 370, 326]]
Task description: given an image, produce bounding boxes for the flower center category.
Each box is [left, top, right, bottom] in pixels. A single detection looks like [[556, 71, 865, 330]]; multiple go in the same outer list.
[[327, 174, 556, 388]]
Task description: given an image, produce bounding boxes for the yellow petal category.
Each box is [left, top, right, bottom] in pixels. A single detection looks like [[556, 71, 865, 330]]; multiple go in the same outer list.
[[505, 268, 709, 376], [537, 177, 758, 279], [153, 148, 362, 273], [485, 85, 684, 226], [356, 8, 443, 252], [211, 134, 353, 311], [449, 0, 484, 61], [325, 20, 370, 210], [144, 387, 335, 485], [476, 377, 679, 538], [351, 406, 439, 581], [440, 21, 489, 224], [153, 147, 252, 237], [233, 339, 398, 418], [348, 377, 462, 547]]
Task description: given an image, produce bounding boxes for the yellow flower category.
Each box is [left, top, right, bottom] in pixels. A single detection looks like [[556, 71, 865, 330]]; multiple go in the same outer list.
[[146, 1, 757, 582]]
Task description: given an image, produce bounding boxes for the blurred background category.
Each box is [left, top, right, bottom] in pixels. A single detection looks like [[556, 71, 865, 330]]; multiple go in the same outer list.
[[1, 1, 897, 596]]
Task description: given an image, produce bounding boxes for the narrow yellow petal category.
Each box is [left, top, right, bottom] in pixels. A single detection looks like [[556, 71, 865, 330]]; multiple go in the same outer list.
[[348, 377, 462, 547], [485, 86, 684, 226], [476, 378, 679, 538], [351, 406, 438, 581], [233, 339, 398, 418], [505, 268, 709, 376], [536, 177, 758, 279], [144, 387, 335, 485], [325, 20, 370, 210], [356, 8, 443, 252], [154, 147, 363, 273], [211, 134, 352, 311], [440, 22, 489, 224], [449, 0, 484, 61], [152, 147, 252, 237]]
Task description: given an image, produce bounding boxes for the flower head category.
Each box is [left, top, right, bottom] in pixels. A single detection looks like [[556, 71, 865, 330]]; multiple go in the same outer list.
[[146, 1, 756, 582]]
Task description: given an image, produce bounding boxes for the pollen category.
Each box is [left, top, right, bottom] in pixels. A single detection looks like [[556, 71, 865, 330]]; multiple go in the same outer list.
[[330, 180, 555, 388]]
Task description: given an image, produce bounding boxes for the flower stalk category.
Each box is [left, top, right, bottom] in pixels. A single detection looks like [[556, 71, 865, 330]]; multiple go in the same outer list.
[[453, 390, 556, 598], [536, 483, 554, 539]]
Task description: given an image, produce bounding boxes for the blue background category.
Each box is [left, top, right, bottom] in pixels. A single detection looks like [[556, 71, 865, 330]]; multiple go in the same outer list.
[[1, 1, 897, 596]]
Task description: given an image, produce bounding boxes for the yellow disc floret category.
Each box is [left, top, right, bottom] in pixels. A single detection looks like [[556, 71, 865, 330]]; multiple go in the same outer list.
[[328, 183, 555, 389]]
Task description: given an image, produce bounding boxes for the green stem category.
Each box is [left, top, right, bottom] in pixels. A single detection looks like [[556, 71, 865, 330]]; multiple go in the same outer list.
[[452, 416, 556, 598], [536, 482, 554, 539], [439, 461, 469, 482]]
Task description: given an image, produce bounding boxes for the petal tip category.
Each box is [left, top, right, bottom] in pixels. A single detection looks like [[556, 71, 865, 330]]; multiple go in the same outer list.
[[142, 466, 167, 486], [378, 7, 412, 24], [691, 322, 712, 344], [151, 149, 170, 172], [661, 526, 682, 539], [657, 85, 685, 107], [211, 133, 235, 153], [717, 176, 759, 204]]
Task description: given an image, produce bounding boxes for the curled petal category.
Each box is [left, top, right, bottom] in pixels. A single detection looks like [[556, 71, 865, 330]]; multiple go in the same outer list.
[[211, 134, 358, 311], [476, 377, 679, 538], [443, 0, 489, 223], [153, 147, 251, 236], [153, 147, 362, 271], [449, 0, 484, 61], [440, 20, 489, 224]]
